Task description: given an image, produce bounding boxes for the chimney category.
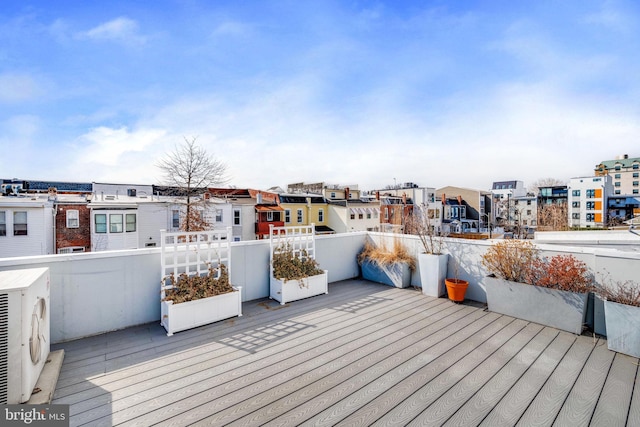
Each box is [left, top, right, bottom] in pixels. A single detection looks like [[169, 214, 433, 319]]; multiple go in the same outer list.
[[441, 193, 446, 203], [257, 192, 262, 204], [376, 191, 380, 200], [457, 195, 463, 205], [344, 187, 350, 200], [402, 193, 407, 205]]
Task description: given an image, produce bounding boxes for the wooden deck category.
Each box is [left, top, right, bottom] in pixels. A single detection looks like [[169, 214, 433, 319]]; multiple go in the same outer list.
[[52, 279, 640, 426]]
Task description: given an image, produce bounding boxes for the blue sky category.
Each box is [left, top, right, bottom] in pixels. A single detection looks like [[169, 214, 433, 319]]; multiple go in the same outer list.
[[1, 1, 639, 192]]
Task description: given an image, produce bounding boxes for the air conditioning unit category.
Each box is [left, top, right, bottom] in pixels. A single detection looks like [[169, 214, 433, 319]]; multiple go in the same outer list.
[[0, 267, 50, 404]]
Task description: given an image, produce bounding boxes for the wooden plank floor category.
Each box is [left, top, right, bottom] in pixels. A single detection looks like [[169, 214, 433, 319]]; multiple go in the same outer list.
[[52, 279, 640, 427]]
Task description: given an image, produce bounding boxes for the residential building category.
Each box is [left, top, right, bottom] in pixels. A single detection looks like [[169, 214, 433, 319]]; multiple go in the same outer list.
[[54, 193, 92, 253], [0, 194, 55, 257], [537, 185, 568, 206], [607, 195, 640, 225], [512, 195, 538, 232], [595, 154, 640, 195], [327, 199, 381, 233], [568, 175, 613, 228], [437, 186, 493, 231], [491, 180, 526, 200], [278, 193, 334, 234]]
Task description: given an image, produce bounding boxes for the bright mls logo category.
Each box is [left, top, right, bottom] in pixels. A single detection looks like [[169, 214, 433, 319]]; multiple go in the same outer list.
[[2, 405, 69, 426]]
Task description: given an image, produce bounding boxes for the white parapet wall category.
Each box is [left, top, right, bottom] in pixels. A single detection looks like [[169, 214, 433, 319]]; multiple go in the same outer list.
[[0, 230, 637, 343]]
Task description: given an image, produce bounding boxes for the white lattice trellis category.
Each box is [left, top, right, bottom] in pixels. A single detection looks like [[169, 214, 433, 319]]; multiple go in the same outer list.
[[269, 224, 316, 277], [160, 227, 232, 299]]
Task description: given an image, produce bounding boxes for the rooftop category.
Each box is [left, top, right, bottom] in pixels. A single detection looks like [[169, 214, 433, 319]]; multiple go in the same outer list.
[[52, 279, 639, 426]]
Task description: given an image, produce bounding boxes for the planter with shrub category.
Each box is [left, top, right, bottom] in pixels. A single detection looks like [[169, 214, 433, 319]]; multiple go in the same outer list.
[[482, 240, 594, 334], [160, 228, 242, 336], [597, 279, 640, 358], [269, 224, 328, 305], [358, 239, 416, 288]]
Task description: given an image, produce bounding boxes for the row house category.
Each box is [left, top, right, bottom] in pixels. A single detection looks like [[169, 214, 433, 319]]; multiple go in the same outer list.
[[278, 193, 334, 234], [438, 186, 493, 232], [0, 194, 55, 258]]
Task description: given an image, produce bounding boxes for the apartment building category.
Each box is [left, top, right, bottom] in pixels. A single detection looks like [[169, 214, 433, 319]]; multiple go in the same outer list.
[[0, 194, 55, 257], [594, 154, 640, 195], [568, 175, 613, 228]]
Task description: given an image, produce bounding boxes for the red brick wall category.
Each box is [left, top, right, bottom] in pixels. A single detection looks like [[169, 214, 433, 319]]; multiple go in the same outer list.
[[56, 204, 92, 252]]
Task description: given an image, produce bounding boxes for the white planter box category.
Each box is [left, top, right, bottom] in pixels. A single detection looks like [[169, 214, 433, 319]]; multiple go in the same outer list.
[[161, 287, 242, 336], [418, 253, 448, 297], [270, 270, 328, 305]]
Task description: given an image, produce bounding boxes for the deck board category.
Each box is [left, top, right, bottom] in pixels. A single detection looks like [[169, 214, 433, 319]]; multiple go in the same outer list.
[[50, 279, 640, 427]]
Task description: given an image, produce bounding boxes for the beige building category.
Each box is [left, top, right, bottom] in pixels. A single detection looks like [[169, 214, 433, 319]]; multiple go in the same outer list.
[[595, 154, 640, 196]]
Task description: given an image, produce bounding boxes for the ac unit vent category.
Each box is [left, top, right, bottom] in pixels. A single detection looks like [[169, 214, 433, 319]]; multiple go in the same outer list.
[[0, 293, 8, 404], [58, 247, 85, 254]]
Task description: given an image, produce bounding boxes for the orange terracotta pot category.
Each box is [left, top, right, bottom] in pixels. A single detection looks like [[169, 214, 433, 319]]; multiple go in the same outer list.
[[445, 278, 469, 302]]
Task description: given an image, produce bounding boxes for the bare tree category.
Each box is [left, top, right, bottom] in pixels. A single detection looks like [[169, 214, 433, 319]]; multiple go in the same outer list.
[[157, 137, 228, 232], [537, 203, 569, 231], [527, 177, 566, 195]]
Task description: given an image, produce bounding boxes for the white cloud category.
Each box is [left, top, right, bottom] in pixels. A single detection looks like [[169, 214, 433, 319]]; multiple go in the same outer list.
[[83, 17, 146, 45]]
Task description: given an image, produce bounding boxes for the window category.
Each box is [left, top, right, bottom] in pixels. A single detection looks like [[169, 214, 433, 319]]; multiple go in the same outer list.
[[526, 210, 532, 216], [66, 210, 79, 228], [110, 214, 123, 233], [634, 189, 639, 195], [586, 202, 595, 210], [358, 213, 363, 220], [172, 210, 180, 228], [572, 213, 580, 219], [267, 211, 273, 221], [318, 209, 324, 222], [126, 214, 136, 232], [297, 209, 303, 223], [615, 190, 621, 194], [284, 209, 291, 223], [330, 192, 336, 199], [95, 214, 107, 233], [233, 209, 241, 225], [367, 212, 371, 219], [0, 211, 5, 236], [586, 189, 596, 198], [572, 190, 580, 197], [634, 181, 639, 187], [586, 213, 595, 222], [634, 163, 639, 170], [634, 173, 639, 178], [215, 210, 223, 222], [13, 211, 27, 235], [615, 164, 621, 170], [350, 213, 355, 220], [527, 200, 531, 205], [615, 174, 621, 179], [614, 182, 621, 187], [514, 200, 519, 206], [572, 201, 580, 208]]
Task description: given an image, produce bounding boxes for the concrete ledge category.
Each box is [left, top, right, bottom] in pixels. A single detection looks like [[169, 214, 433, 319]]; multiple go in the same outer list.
[[27, 349, 65, 405]]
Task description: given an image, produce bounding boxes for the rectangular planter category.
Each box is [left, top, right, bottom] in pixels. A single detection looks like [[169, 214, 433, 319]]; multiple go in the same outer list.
[[604, 300, 640, 358], [361, 259, 411, 288], [485, 276, 588, 335], [270, 270, 328, 305], [418, 253, 448, 297], [161, 287, 242, 336]]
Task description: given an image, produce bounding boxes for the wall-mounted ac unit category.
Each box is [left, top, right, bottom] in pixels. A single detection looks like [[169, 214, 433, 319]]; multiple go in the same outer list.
[[0, 267, 50, 404]]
